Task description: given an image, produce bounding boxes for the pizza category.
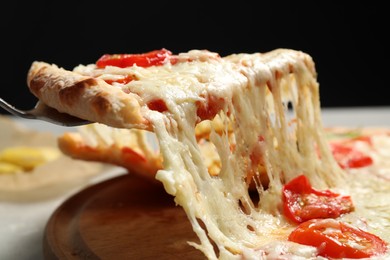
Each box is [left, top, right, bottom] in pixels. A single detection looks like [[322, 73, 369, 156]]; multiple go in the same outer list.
[[26, 48, 390, 259]]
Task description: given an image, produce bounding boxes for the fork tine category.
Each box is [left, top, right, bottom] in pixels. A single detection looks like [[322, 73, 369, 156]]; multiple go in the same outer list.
[[30, 101, 91, 126], [0, 97, 91, 126], [0, 97, 36, 119]]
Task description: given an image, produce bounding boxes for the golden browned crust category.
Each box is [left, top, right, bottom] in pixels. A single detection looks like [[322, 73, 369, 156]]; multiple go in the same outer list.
[[57, 132, 162, 182], [27, 61, 151, 130]]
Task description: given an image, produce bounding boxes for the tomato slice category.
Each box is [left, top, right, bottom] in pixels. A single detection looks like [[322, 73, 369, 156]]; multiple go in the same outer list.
[[103, 75, 134, 85], [282, 175, 354, 223], [96, 48, 177, 68], [330, 142, 373, 169], [288, 219, 388, 258], [147, 98, 168, 113], [121, 147, 147, 163], [196, 94, 226, 121]]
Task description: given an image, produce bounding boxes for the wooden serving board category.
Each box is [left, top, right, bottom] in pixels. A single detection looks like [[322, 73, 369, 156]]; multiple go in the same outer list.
[[43, 174, 205, 259]]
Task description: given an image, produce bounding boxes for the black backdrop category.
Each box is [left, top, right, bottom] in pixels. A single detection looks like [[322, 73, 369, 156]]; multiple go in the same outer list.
[[1, 1, 388, 113]]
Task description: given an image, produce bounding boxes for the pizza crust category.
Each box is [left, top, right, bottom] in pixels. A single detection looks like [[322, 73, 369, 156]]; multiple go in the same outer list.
[[27, 61, 151, 130], [57, 128, 161, 183]]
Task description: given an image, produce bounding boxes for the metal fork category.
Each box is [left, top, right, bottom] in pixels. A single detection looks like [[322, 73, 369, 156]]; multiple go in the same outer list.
[[0, 97, 91, 127]]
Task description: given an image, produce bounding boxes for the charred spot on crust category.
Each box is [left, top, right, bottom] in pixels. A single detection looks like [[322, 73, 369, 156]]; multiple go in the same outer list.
[[29, 77, 46, 95], [91, 94, 111, 116], [59, 78, 98, 105], [28, 66, 49, 95]]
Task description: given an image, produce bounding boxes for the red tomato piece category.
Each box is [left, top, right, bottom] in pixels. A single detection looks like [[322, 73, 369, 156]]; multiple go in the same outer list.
[[147, 98, 168, 113], [103, 75, 134, 85], [330, 142, 373, 169], [282, 175, 354, 223], [96, 48, 177, 68], [196, 94, 226, 121], [249, 135, 265, 166], [288, 219, 388, 258], [121, 147, 146, 163]]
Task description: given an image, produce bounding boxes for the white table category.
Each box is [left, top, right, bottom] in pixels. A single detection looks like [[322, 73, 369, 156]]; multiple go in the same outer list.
[[1, 107, 389, 260]]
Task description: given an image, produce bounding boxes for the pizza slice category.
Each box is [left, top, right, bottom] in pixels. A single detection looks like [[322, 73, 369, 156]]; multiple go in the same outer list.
[[57, 123, 161, 182], [27, 49, 238, 130], [26, 48, 390, 259], [56, 118, 231, 182]]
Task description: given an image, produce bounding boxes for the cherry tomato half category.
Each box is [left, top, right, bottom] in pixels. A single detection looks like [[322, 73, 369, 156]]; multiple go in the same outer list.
[[288, 219, 388, 258], [282, 175, 354, 223]]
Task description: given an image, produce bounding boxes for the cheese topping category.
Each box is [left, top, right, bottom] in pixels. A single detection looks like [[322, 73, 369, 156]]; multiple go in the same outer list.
[[73, 49, 390, 259], [151, 50, 346, 259]]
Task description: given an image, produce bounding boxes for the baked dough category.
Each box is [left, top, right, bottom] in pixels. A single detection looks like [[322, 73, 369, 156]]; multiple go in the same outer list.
[[28, 61, 149, 129]]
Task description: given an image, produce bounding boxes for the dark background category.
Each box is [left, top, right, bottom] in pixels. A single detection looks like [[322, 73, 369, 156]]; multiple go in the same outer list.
[[1, 1, 388, 114]]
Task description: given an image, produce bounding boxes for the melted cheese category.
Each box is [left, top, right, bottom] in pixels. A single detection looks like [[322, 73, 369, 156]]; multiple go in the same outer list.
[[73, 49, 390, 259], [151, 50, 348, 259]]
